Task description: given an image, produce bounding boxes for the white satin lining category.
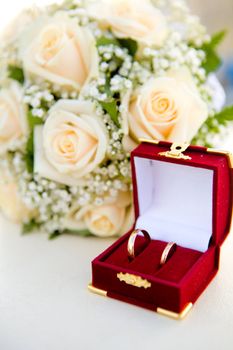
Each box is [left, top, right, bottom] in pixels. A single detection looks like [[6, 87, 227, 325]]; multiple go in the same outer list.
[[134, 157, 214, 252]]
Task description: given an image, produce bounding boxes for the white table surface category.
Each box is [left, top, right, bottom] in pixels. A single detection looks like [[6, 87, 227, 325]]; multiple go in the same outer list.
[[0, 213, 233, 350], [0, 0, 232, 347]]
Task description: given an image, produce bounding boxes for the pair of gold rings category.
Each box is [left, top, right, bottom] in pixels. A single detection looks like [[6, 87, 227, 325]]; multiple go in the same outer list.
[[127, 229, 176, 266]]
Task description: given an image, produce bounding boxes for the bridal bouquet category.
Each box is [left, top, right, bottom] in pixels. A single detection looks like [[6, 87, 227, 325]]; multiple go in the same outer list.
[[0, 0, 232, 238]]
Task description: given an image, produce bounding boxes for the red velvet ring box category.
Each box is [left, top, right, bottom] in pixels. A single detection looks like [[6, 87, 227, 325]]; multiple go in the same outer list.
[[88, 140, 233, 319]]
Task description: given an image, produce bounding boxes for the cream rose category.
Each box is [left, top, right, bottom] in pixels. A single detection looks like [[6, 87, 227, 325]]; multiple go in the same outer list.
[[64, 191, 134, 237], [86, 0, 167, 46], [127, 68, 208, 143], [0, 172, 31, 223], [21, 15, 98, 90], [0, 82, 28, 154], [34, 100, 108, 186]]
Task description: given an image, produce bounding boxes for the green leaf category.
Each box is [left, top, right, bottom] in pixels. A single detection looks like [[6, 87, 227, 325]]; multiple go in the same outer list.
[[65, 229, 92, 237], [96, 36, 138, 56], [8, 65, 24, 84], [213, 105, 233, 125], [49, 231, 61, 240], [208, 30, 227, 49], [49, 229, 92, 239], [201, 30, 226, 73], [100, 99, 120, 127], [22, 220, 38, 234], [27, 110, 44, 130], [25, 131, 34, 173], [202, 50, 222, 74], [26, 131, 34, 154], [24, 110, 44, 173], [99, 76, 112, 97], [103, 77, 112, 97], [96, 36, 120, 47], [118, 38, 138, 56]]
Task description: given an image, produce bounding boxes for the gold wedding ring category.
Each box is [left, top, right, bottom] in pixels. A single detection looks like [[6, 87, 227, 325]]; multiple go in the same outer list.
[[127, 229, 151, 260], [160, 242, 176, 266]]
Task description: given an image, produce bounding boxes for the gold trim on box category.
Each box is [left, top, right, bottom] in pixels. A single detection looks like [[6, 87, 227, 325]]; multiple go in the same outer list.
[[88, 284, 107, 297], [157, 302, 193, 320], [207, 148, 233, 168], [139, 138, 160, 145], [88, 283, 192, 320], [117, 272, 151, 289], [159, 143, 191, 160]]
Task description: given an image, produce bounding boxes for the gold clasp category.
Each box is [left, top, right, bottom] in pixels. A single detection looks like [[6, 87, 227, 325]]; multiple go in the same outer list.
[[159, 142, 191, 160], [117, 272, 151, 289]]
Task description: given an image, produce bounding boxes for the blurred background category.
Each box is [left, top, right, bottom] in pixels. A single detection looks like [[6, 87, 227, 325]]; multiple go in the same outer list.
[[189, 0, 233, 105]]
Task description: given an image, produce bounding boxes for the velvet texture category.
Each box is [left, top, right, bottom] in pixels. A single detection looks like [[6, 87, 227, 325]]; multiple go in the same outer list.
[[91, 142, 232, 314], [105, 236, 201, 281]]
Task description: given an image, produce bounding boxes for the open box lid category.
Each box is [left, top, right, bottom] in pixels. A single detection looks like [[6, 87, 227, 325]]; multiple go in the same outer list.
[[131, 140, 233, 253]]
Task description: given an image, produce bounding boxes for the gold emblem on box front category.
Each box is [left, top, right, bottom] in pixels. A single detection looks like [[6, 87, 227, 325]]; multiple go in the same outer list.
[[159, 142, 191, 160], [117, 272, 151, 289]]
